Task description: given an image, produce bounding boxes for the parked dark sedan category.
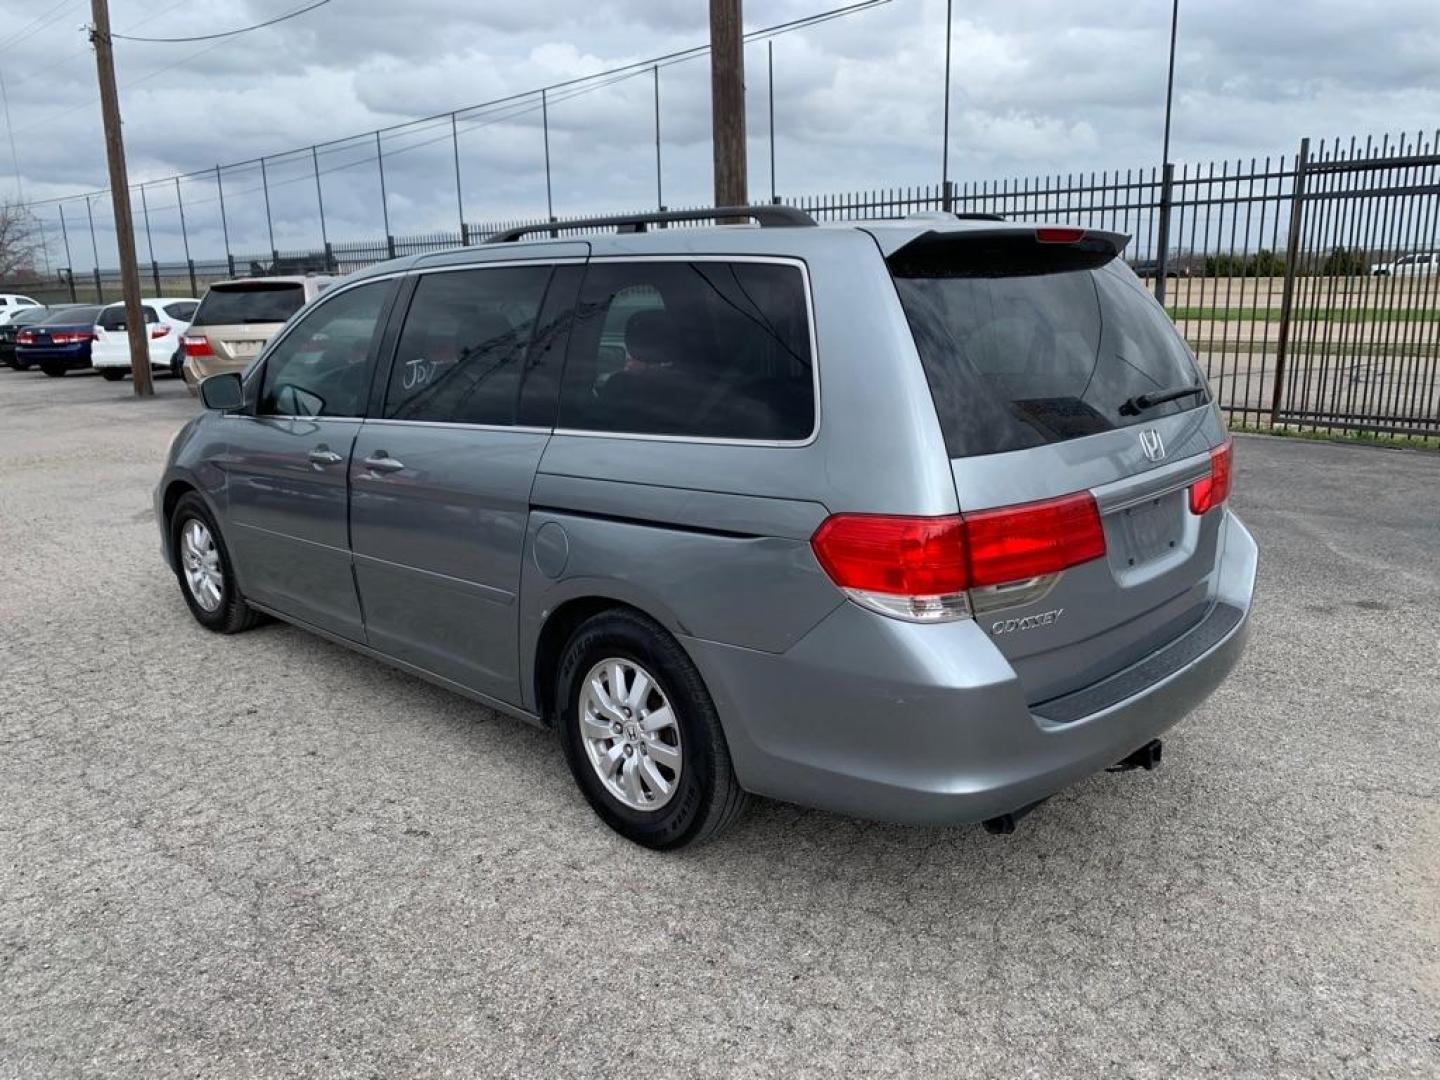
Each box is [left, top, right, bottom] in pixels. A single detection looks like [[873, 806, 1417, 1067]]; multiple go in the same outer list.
[[14, 304, 103, 375], [0, 304, 51, 367]]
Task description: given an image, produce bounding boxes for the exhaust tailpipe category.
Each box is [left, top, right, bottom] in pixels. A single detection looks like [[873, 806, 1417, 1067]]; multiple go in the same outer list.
[[1108, 738, 1163, 773], [982, 798, 1047, 836]]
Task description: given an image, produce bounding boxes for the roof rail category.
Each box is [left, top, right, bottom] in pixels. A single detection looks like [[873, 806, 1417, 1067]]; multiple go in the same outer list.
[[485, 204, 818, 244]]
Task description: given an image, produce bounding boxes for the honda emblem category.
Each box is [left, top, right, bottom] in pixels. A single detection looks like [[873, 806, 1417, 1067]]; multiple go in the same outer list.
[[1139, 428, 1166, 462]]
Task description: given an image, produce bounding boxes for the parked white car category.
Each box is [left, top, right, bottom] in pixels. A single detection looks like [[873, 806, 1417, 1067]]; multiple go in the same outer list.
[[90, 298, 200, 380], [1370, 252, 1438, 276], [0, 293, 42, 324]]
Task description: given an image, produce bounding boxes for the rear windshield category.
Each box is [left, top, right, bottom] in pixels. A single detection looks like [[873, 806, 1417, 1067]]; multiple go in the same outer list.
[[892, 244, 1206, 458], [192, 283, 306, 327], [38, 305, 102, 326]]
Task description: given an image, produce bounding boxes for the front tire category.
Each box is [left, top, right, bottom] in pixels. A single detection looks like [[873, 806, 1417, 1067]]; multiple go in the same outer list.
[[100, 368, 126, 381], [556, 609, 747, 849], [169, 492, 261, 634]]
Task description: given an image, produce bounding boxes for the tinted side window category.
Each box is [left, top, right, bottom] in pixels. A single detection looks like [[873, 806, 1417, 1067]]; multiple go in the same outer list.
[[96, 305, 158, 329], [165, 301, 198, 321], [384, 265, 553, 425], [259, 282, 389, 418], [559, 260, 814, 440]]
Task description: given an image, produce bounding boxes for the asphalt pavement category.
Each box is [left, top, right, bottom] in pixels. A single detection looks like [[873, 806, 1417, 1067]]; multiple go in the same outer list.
[[1, 369, 1436, 1078]]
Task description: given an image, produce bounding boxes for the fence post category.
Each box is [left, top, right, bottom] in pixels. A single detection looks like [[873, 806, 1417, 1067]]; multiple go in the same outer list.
[[460, 222, 470, 247], [227, 254, 235, 277], [1154, 162, 1175, 305], [324, 241, 334, 272], [942, 178, 954, 212], [187, 259, 197, 297], [215, 164, 232, 271], [65, 268, 76, 303], [386, 234, 396, 260], [1270, 137, 1311, 426], [151, 260, 160, 295], [175, 178, 192, 291], [93, 268, 103, 303]]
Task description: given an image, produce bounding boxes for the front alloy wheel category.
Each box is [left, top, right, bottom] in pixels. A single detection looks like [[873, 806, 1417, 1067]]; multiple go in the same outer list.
[[179, 518, 223, 613]]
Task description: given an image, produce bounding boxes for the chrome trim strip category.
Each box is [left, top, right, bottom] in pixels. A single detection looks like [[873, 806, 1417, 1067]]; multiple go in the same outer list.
[[350, 551, 515, 605], [1092, 450, 1212, 514], [361, 418, 552, 435]]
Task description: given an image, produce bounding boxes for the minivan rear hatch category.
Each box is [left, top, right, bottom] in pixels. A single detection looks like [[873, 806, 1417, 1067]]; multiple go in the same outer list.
[[189, 281, 308, 365], [883, 225, 1228, 705]]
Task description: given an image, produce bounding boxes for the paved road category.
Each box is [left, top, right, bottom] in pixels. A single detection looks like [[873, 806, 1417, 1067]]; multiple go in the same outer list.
[[1, 371, 1436, 1079]]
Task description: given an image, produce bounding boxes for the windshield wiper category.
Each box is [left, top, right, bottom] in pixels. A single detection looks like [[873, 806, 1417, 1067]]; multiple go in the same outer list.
[[1120, 383, 1206, 416]]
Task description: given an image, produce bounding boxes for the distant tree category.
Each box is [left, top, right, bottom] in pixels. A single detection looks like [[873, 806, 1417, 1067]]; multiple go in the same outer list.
[[1320, 245, 1369, 276], [1203, 249, 1286, 277], [0, 203, 42, 279]]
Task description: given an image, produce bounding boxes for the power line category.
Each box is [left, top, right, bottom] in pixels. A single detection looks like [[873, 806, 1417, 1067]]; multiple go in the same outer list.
[[20, 0, 893, 210], [3, 0, 197, 94], [111, 0, 331, 44], [0, 0, 85, 56]]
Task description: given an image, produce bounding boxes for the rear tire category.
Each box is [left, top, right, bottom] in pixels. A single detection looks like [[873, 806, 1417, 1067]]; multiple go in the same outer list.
[[40, 363, 65, 377], [169, 492, 262, 634], [99, 368, 126, 381], [12, 359, 30, 371], [556, 609, 747, 849]]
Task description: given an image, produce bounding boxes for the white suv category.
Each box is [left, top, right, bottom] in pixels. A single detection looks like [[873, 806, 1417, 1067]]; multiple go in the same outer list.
[[1370, 252, 1438, 276], [0, 293, 41, 324], [91, 298, 199, 381]]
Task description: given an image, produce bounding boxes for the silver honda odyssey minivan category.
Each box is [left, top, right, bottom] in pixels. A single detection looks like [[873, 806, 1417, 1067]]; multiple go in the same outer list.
[[156, 207, 1256, 849]]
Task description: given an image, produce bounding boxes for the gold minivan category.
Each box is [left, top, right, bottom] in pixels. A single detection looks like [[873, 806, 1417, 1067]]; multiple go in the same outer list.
[[182, 275, 336, 391]]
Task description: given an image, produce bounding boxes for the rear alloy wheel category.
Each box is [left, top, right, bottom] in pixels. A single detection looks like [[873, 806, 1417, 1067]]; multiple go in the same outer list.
[[557, 609, 747, 849], [169, 492, 262, 634], [99, 368, 126, 381]]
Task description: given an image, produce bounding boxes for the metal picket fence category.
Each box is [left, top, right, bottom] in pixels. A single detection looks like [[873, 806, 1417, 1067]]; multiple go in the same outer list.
[[10, 130, 1439, 441]]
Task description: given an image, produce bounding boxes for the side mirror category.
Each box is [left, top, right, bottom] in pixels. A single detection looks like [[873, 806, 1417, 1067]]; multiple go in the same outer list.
[[199, 371, 244, 412]]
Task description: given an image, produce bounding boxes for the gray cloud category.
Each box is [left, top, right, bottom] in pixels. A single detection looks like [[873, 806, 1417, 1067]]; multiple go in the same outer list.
[[0, 0, 1435, 266]]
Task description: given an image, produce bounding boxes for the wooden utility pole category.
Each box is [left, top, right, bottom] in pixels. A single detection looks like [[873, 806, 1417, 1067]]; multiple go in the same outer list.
[[89, 0, 152, 396], [709, 0, 747, 209]]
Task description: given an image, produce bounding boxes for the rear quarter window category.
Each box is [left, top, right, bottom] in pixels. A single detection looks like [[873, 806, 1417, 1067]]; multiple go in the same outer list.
[[559, 260, 814, 442]]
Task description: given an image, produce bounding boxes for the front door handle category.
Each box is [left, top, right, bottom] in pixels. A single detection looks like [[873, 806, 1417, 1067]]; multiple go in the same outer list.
[[308, 446, 343, 466], [362, 453, 405, 474]]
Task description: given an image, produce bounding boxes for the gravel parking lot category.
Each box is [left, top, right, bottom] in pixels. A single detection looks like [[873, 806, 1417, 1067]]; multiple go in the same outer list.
[[1, 371, 1436, 1078]]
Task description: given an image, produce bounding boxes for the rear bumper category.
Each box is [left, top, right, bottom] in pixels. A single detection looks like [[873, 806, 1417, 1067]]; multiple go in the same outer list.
[[684, 509, 1257, 826], [15, 346, 90, 369], [92, 349, 160, 370]]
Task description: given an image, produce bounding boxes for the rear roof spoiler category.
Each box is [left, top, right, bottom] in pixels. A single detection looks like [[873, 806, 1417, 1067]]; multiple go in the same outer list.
[[884, 226, 1130, 278]]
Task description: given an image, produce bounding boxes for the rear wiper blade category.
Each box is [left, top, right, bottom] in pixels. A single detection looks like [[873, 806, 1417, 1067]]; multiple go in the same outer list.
[[1120, 383, 1206, 416]]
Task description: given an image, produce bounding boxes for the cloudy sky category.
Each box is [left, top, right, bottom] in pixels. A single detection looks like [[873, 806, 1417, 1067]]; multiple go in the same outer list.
[[0, 0, 1436, 266]]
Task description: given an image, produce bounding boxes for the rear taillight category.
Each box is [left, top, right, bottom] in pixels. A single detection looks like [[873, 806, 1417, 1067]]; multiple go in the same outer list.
[[50, 331, 93, 344], [964, 492, 1107, 587], [150, 324, 171, 339], [1189, 440, 1233, 515], [811, 492, 1107, 623], [182, 334, 213, 358], [16, 330, 34, 344], [811, 515, 971, 622]]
